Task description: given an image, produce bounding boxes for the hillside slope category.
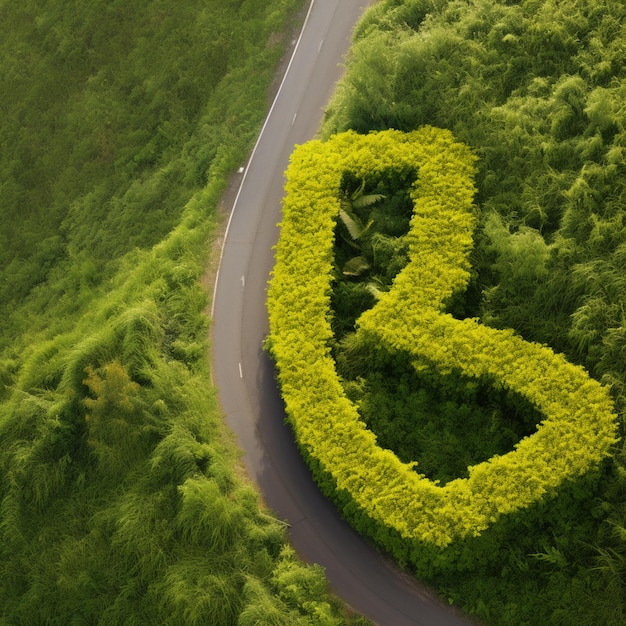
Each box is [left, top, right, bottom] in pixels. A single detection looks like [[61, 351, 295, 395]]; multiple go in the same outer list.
[[0, 1, 367, 624]]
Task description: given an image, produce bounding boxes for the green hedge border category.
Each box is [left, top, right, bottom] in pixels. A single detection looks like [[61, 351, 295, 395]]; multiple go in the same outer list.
[[267, 127, 618, 548]]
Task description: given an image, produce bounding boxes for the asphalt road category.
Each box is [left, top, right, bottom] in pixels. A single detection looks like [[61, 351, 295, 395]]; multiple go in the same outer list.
[[211, 1, 476, 624]]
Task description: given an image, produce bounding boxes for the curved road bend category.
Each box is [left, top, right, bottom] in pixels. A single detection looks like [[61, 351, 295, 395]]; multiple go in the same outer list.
[[212, 1, 476, 625]]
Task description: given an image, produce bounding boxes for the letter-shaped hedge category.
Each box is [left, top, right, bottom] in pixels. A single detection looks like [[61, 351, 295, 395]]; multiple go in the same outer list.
[[267, 127, 617, 548]]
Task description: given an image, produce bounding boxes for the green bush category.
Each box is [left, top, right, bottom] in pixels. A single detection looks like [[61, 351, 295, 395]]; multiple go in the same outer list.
[[267, 128, 617, 558]]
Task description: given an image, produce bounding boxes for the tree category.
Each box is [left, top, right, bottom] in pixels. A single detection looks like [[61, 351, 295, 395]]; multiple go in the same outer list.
[[83, 360, 153, 475]]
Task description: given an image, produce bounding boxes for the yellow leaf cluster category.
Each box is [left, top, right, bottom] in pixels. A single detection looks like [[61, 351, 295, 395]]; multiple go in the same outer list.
[[267, 128, 618, 548]]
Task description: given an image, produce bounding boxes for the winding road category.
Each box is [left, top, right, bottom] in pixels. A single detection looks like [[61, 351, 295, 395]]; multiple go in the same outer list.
[[211, 1, 476, 624]]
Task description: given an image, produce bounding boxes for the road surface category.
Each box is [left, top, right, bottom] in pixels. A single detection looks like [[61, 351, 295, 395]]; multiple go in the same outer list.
[[212, 1, 476, 624]]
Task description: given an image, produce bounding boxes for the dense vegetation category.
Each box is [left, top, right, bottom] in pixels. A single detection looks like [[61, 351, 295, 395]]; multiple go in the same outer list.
[[315, 0, 626, 623], [267, 127, 616, 565], [0, 1, 367, 624], [331, 170, 543, 483]]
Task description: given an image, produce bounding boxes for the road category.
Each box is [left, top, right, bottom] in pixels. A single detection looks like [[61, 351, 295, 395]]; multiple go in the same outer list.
[[211, 1, 476, 624]]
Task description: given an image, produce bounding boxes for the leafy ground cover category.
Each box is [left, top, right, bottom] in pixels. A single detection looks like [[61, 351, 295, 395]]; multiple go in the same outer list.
[[0, 1, 368, 624]]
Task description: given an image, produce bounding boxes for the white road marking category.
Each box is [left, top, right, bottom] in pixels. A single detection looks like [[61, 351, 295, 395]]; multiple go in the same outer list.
[[241, 275, 245, 288], [238, 362, 243, 378], [318, 39, 324, 52], [292, 113, 297, 125], [209, 0, 316, 321]]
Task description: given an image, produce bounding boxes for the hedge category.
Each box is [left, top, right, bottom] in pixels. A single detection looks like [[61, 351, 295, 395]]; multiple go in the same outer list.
[[267, 127, 618, 549]]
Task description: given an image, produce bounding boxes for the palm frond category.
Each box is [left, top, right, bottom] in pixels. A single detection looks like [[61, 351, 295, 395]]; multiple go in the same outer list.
[[338, 208, 365, 241], [342, 256, 370, 277], [366, 282, 384, 300], [349, 179, 366, 201], [352, 193, 386, 209]]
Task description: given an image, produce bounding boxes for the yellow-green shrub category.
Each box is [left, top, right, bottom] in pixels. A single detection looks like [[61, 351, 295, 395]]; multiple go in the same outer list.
[[267, 127, 618, 548]]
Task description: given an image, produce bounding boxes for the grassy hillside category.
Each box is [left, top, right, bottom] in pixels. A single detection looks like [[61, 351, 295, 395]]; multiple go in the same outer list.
[[0, 1, 367, 624], [321, 0, 626, 623]]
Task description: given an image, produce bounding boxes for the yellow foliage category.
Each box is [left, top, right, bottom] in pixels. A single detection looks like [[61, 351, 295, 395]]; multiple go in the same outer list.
[[267, 128, 618, 548]]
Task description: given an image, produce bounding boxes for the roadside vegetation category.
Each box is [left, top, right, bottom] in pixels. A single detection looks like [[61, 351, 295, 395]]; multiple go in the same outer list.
[[268, 126, 618, 623], [0, 1, 368, 624], [309, 0, 626, 623]]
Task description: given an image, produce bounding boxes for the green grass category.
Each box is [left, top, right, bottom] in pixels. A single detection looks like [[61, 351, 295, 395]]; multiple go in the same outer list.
[[0, 1, 370, 624]]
